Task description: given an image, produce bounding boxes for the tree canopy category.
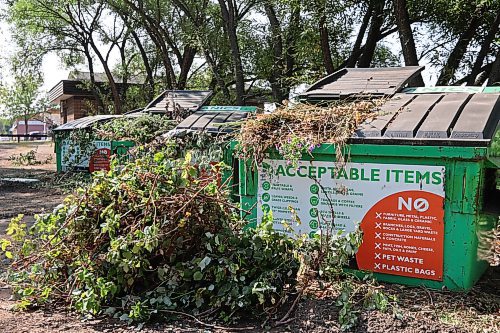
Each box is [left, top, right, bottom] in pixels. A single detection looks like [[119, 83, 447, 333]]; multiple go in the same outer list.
[[0, 44, 49, 134], [3, 0, 500, 111]]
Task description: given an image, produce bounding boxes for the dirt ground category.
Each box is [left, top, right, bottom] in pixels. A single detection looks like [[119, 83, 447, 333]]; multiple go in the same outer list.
[[0, 142, 66, 234], [0, 142, 498, 332]]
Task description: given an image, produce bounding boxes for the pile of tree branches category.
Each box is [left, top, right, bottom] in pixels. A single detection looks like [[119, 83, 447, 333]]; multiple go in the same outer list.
[[1, 143, 299, 324], [237, 101, 381, 167]]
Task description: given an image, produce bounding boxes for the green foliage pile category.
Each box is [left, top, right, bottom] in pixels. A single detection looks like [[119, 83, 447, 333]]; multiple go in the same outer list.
[[1, 143, 298, 323], [54, 114, 176, 170], [95, 114, 177, 145], [1, 133, 396, 329]]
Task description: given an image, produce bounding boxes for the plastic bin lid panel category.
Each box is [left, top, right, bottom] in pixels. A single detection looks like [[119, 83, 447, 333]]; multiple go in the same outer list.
[[177, 113, 208, 130], [384, 94, 443, 138], [416, 93, 471, 139], [175, 111, 250, 133], [451, 94, 500, 140], [207, 113, 233, 132], [355, 94, 415, 137], [301, 66, 424, 99], [53, 115, 120, 131], [220, 112, 250, 133], [144, 90, 213, 113], [189, 113, 218, 131], [354, 92, 500, 144]]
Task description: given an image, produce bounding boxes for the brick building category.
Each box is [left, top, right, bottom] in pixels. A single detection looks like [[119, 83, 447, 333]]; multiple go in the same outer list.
[[48, 71, 143, 124], [10, 120, 46, 135]]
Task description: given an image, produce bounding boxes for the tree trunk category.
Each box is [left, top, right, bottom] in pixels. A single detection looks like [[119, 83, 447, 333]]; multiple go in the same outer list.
[[204, 49, 231, 100], [89, 42, 122, 115], [319, 13, 335, 74], [177, 46, 197, 90], [346, 3, 372, 68], [467, 11, 500, 85], [123, 0, 176, 89], [24, 115, 29, 138], [357, 0, 385, 68], [394, 0, 425, 86], [488, 48, 500, 85], [130, 30, 155, 100], [83, 46, 105, 113], [118, 38, 129, 110], [285, 5, 300, 78], [218, 0, 245, 105], [436, 7, 484, 85], [264, 3, 286, 102]]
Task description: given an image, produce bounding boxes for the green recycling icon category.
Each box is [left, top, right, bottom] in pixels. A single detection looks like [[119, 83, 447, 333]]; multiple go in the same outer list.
[[262, 204, 270, 213], [309, 208, 318, 218], [310, 184, 319, 194], [309, 196, 319, 206], [309, 220, 319, 229], [262, 181, 271, 191], [262, 193, 271, 202]]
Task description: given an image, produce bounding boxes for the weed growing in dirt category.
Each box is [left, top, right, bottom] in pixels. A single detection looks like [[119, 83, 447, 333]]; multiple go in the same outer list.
[[8, 148, 52, 166]]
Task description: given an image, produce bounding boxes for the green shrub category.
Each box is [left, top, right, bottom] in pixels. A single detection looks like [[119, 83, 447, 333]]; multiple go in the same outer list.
[[2, 143, 298, 322], [96, 114, 177, 145]]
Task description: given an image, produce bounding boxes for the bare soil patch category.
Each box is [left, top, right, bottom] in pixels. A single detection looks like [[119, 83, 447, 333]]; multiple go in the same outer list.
[[0, 141, 55, 169], [0, 142, 65, 234]]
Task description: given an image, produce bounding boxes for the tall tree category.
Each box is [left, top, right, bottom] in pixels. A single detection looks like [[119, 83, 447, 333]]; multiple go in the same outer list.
[[346, 2, 372, 68], [315, 0, 335, 74], [8, 0, 130, 114], [217, 0, 254, 105], [0, 63, 48, 136], [393, 0, 424, 86], [263, 0, 302, 102], [436, 4, 485, 85], [488, 48, 500, 85], [467, 11, 500, 85], [357, 0, 386, 67]]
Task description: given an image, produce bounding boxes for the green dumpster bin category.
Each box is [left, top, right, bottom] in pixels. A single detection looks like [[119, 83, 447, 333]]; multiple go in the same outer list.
[[172, 105, 257, 198], [237, 69, 499, 291], [53, 115, 136, 172], [53, 90, 215, 172]]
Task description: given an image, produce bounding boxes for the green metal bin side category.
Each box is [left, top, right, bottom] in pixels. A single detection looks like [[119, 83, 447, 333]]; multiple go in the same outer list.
[[238, 144, 498, 291], [111, 140, 135, 166], [55, 135, 62, 173], [55, 136, 135, 173]]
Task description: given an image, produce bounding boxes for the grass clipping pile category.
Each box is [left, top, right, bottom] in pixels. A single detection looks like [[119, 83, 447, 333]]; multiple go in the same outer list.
[[238, 101, 381, 165]]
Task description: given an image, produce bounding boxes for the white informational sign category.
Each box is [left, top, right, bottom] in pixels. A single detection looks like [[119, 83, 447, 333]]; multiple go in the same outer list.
[[60, 140, 111, 171], [257, 159, 445, 235], [257, 159, 447, 281]]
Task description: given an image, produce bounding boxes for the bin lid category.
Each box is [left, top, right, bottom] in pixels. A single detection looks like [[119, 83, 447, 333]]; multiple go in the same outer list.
[[173, 106, 257, 134], [354, 92, 500, 146], [53, 115, 121, 131], [143, 90, 213, 114], [301, 66, 424, 101]]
